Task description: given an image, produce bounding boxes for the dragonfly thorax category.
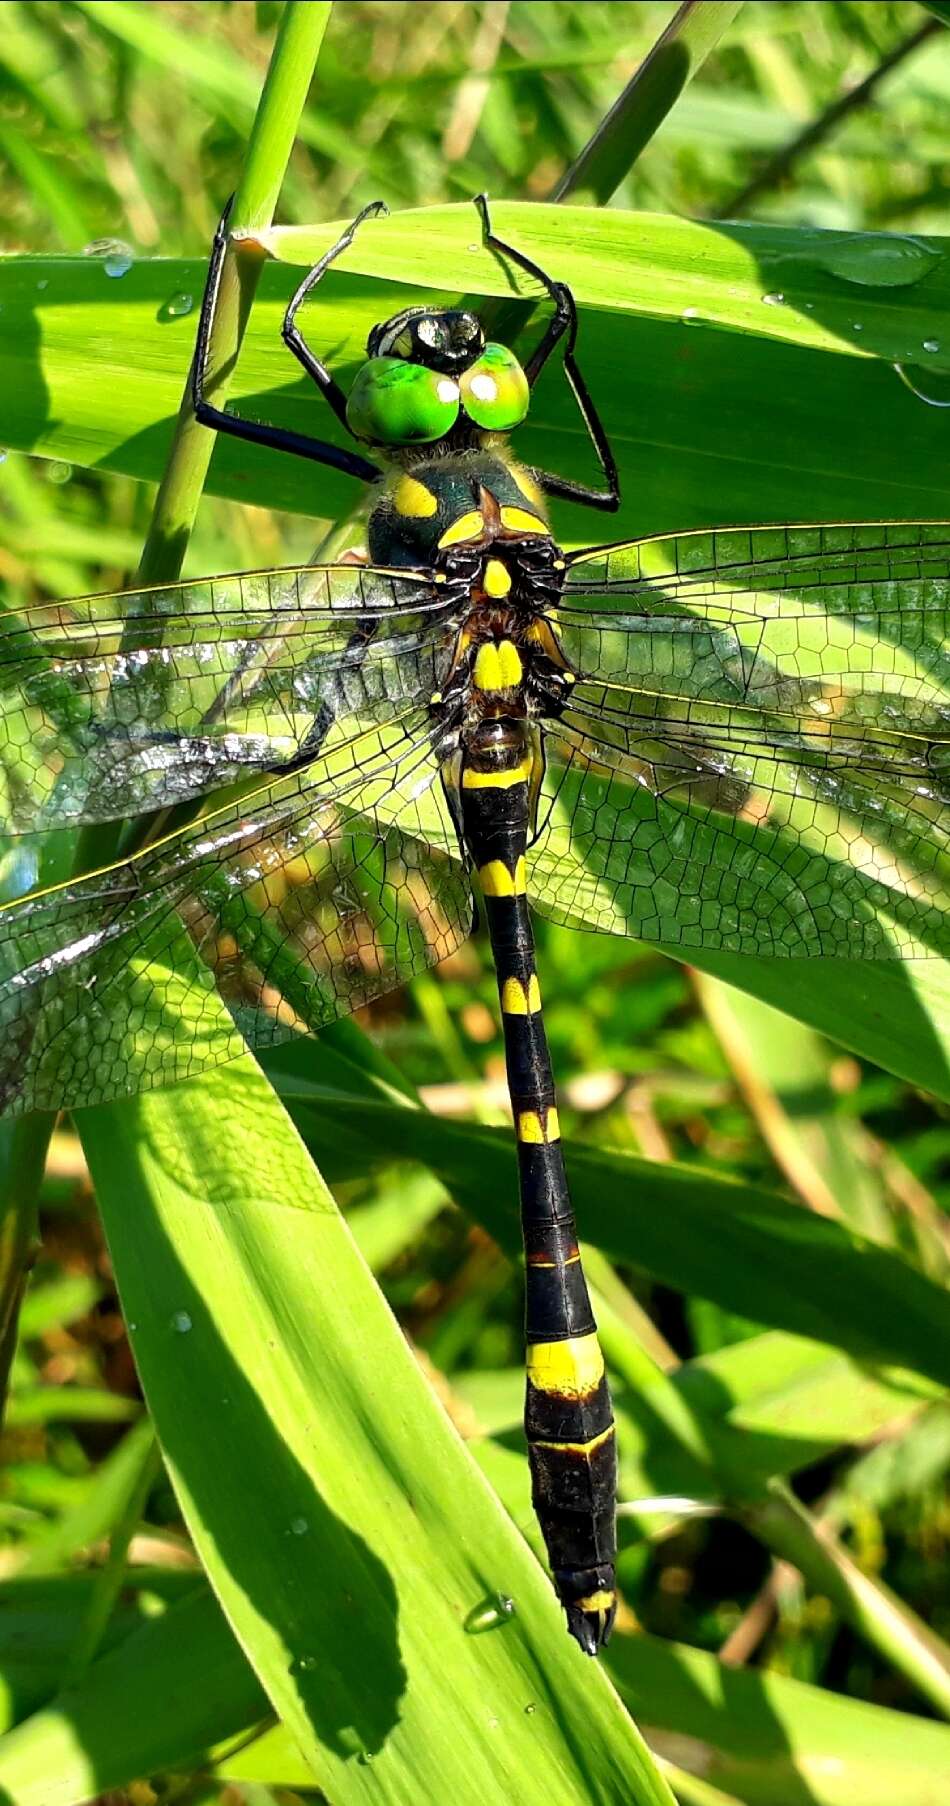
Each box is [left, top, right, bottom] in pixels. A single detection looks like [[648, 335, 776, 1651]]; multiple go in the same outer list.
[[369, 449, 566, 609]]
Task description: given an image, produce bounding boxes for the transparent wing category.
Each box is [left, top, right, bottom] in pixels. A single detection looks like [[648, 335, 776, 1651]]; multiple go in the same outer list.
[[0, 562, 458, 832], [530, 522, 950, 957], [0, 716, 471, 1115]]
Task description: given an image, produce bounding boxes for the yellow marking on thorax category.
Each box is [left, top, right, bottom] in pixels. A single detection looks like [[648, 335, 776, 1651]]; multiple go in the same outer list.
[[527, 1333, 604, 1397], [483, 558, 512, 598], [500, 505, 546, 535], [473, 639, 522, 692], [462, 755, 532, 791], [517, 1106, 560, 1144], [392, 474, 437, 519], [478, 855, 526, 897], [500, 973, 542, 1014], [438, 509, 485, 549], [532, 1424, 616, 1457], [509, 464, 545, 508]]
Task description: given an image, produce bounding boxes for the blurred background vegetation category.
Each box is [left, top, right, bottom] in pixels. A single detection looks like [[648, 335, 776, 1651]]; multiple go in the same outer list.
[[1, 0, 949, 1788]]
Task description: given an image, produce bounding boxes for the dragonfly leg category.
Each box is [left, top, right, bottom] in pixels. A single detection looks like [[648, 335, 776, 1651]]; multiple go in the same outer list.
[[192, 197, 381, 483], [474, 194, 620, 513], [282, 200, 390, 429]]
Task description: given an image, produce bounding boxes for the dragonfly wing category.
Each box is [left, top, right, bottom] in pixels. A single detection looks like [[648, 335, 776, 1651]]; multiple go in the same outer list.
[[0, 719, 471, 1115], [0, 562, 457, 832], [531, 522, 950, 957]]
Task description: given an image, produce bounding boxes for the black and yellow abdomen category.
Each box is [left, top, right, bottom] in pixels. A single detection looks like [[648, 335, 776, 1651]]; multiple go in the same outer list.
[[457, 718, 617, 1654]]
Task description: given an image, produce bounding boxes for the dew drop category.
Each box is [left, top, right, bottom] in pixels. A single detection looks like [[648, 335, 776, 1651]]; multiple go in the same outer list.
[[760, 292, 785, 307], [291, 1653, 318, 1675], [171, 1309, 192, 1333], [922, 338, 941, 353], [852, 322, 863, 332], [464, 1591, 516, 1635], [681, 305, 701, 322], [290, 1516, 309, 1536], [47, 460, 72, 485], [893, 362, 950, 407], [0, 450, 7, 466], [168, 291, 193, 317], [36, 279, 48, 291], [524, 1702, 537, 1716], [813, 232, 940, 289], [83, 237, 134, 278]]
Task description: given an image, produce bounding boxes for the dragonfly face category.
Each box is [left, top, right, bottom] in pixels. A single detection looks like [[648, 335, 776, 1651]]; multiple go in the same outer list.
[[3, 194, 949, 1661]]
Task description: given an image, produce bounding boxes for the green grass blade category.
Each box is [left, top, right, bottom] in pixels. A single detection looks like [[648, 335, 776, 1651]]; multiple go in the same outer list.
[[3, 207, 950, 542], [68, 1058, 673, 1806], [555, 3, 746, 203], [607, 1632, 950, 1806]]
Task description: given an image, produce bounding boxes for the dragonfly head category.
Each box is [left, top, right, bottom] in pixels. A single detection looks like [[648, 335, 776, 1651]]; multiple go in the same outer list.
[[368, 305, 485, 374], [346, 306, 530, 448]]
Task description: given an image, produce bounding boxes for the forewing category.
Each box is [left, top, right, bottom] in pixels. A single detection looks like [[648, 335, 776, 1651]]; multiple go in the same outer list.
[[0, 562, 457, 831], [531, 523, 950, 957], [0, 717, 471, 1115]]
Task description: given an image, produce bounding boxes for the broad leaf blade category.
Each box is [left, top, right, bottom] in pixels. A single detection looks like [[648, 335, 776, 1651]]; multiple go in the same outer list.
[[69, 1059, 673, 1806]]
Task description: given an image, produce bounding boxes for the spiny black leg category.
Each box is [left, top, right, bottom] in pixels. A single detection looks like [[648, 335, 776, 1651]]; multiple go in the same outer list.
[[474, 192, 572, 388], [282, 200, 390, 430], [474, 194, 620, 513], [192, 197, 381, 484]]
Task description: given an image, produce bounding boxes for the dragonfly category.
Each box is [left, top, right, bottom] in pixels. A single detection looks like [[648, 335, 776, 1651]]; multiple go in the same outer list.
[[2, 195, 949, 1656]]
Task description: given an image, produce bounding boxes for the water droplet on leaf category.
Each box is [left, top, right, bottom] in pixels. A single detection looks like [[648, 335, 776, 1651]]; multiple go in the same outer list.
[[464, 1591, 516, 1635], [83, 238, 134, 278], [812, 233, 940, 289], [893, 362, 950, 407], [159, 290, 194, 322], [171, 1310, 192, 1333]]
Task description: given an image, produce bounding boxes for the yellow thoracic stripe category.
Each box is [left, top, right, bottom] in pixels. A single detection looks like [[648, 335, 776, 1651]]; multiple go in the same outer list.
[[527, 1332, 605, 1396], [391, 474, 437, 518], [438, 510, 485, 548], [509, 463, 545, 507], [500, 972, 542, 1013], [499, 505, 546, 534], [483, 558, 512, 598], [531, 1424, 616, 1457], [462, 757, 532, 791], [517, 1106, 561, 1144], [478, 856, 526, 897]]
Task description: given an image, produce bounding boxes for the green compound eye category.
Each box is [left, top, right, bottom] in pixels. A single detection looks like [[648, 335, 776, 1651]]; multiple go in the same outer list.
[[459, 343, 529, 430], [345, 357, 460, 445]]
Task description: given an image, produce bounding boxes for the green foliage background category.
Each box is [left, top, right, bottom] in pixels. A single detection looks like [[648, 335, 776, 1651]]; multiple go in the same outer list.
[[0, 4, 949, 1805]]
